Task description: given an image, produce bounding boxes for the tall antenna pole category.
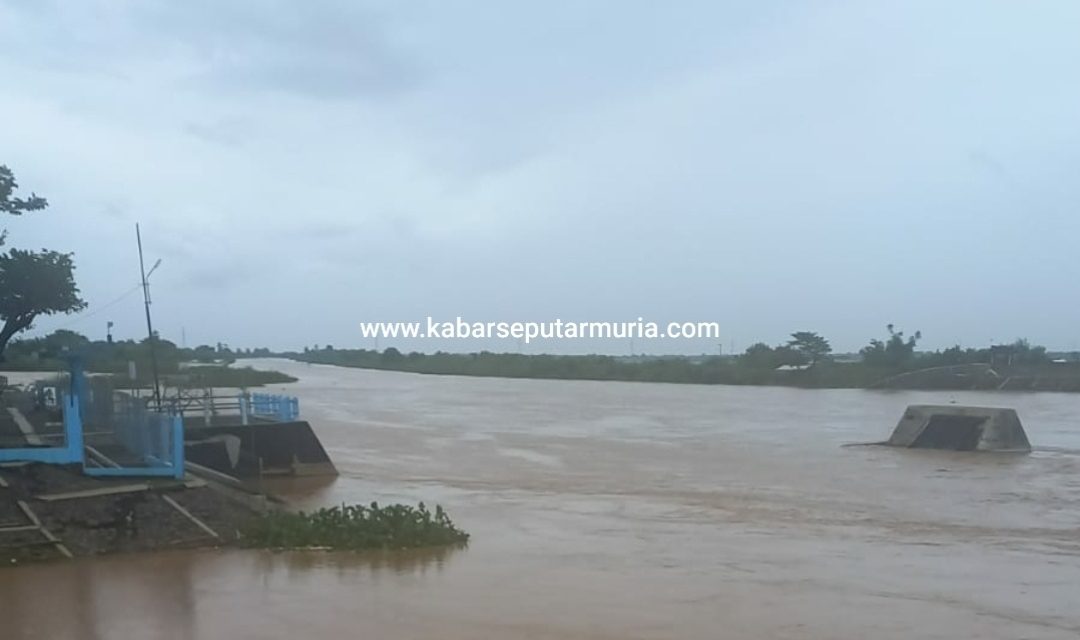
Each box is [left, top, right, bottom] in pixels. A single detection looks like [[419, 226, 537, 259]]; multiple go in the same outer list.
[[137, 223, 162, 410]]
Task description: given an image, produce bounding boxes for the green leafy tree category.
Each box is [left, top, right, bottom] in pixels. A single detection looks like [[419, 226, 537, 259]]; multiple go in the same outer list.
[[0, 249, 87, 358], [0, 165, 47, 245], [0, 166, 86, 359], [787, 331, 832, 365], [740, 342, 777, 369], [41, 328, 90, 354], [381, 347, 404, 364], [861, 324, 921, 368], [773, 344, 808, 367]]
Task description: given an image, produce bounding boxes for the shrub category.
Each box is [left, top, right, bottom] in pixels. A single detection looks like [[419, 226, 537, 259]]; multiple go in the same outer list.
[[241, 502, 469, 550]]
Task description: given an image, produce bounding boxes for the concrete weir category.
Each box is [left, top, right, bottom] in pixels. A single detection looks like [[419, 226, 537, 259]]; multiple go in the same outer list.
[[184, 419, 338, 480], [886, 405, 1031, 452]]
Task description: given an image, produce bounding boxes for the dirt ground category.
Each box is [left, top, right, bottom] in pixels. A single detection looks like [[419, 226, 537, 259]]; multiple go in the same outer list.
[[0, 463, 253, 565]]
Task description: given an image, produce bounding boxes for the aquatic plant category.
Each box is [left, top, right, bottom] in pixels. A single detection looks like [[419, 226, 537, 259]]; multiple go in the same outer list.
[[240, 502, 469, 550]]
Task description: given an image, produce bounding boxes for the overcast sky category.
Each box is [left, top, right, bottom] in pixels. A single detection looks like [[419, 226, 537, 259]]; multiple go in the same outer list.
[[2, 1, 1079, 355]]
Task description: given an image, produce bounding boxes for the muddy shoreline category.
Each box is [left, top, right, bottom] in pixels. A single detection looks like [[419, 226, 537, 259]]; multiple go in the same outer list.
[[0, 463, 255, 566]]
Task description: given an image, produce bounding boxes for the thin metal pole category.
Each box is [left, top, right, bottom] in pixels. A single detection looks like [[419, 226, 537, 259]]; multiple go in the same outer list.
[[136, 223, 162, 410]]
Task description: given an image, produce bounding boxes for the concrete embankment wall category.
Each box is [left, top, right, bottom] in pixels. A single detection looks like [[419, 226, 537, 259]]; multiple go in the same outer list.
[[184, 420, 338, 480]]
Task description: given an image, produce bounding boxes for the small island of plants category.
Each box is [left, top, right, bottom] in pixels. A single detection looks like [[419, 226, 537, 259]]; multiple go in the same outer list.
[[241, 502, 470, 551]]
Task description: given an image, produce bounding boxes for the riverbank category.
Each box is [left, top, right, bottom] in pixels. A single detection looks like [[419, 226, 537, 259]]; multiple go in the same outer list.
[[0, 463, 252, 565], [288, 350, 1080, 392], [0, 378, 465, 566]]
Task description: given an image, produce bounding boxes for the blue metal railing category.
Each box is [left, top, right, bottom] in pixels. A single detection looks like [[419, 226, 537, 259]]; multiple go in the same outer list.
[[0, 393, 84, 465], [84, 392, 184, 479], [246, 393, 300, 422], [1, 362, 184, 478], [0, 354, 87, 465]]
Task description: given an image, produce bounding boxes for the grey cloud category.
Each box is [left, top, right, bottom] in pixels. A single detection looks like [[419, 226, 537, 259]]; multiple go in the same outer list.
[[293, 221, 360, 242], [99, 201, 130, 221], [178, 259, 259, 291], [137, 1, 421, 99], [967, 150, 1009, 179], [5, 2, 1080, 353], [1, 0, 420, 100], [184, 117, 254, 147]]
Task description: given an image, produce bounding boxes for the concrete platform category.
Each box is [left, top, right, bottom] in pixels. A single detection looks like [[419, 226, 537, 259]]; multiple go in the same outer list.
[[886, 404, 1031, 452]]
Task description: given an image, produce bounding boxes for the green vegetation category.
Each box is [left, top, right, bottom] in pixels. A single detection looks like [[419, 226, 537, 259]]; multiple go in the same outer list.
[[0, 165, 87, 358], [0, 165, 47, 218], [241, 502, 470, 550], [171, 365, 296, 387], [292, 327, 1080, 392], [123, 364, 296, 388], [2, 329, 295, 387], [787, 331, 832, 365], [860, 324, 921, 368]]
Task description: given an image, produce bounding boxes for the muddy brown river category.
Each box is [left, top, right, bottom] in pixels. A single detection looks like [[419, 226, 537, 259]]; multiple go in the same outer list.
[[3, 358, 1080, 639]]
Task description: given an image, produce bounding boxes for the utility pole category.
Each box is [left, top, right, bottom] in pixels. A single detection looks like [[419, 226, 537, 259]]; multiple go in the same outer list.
[[136, 223, 162, 410]]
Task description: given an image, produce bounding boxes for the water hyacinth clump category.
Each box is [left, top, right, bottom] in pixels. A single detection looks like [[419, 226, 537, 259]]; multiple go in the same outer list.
[[241, 502, 469, 550]]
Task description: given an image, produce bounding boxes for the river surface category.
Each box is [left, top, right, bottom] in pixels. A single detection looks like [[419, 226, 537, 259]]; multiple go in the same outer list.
[[3, 358, 1080, 639]]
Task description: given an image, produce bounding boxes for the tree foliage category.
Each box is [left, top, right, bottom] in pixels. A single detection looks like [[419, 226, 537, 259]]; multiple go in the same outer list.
[[3, 329, 294, 386], [0, 249, 87, 358], [740, 342, 778, 369], [787, 331, 832, 365], [920, 338, 1049, 368], [0, 165, 86, 358], [0, 165, 48, 247], [0, 165, 47, 217], [289, 331, 1078, 390], [860, 324, 921, 368]]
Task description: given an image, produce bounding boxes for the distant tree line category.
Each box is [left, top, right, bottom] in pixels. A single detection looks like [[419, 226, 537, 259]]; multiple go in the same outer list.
[[737, 326, 1054, 371], [290, 326, 1076, 391], [2, 329, 294, 386], [10, 325, 1070, 391]]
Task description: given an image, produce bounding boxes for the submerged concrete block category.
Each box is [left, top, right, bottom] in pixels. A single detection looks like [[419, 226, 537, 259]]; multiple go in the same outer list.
[[887, 405, 1031, 452]]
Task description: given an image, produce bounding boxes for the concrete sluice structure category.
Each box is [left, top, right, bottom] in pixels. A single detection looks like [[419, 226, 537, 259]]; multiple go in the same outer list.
[[156, 387, 337, 482], [886, 404, 1031, 452], [184, 418, 337, 480]]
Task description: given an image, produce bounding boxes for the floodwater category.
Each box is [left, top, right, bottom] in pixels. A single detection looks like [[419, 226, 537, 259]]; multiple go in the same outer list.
[[4, 358, 1080, 639]]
